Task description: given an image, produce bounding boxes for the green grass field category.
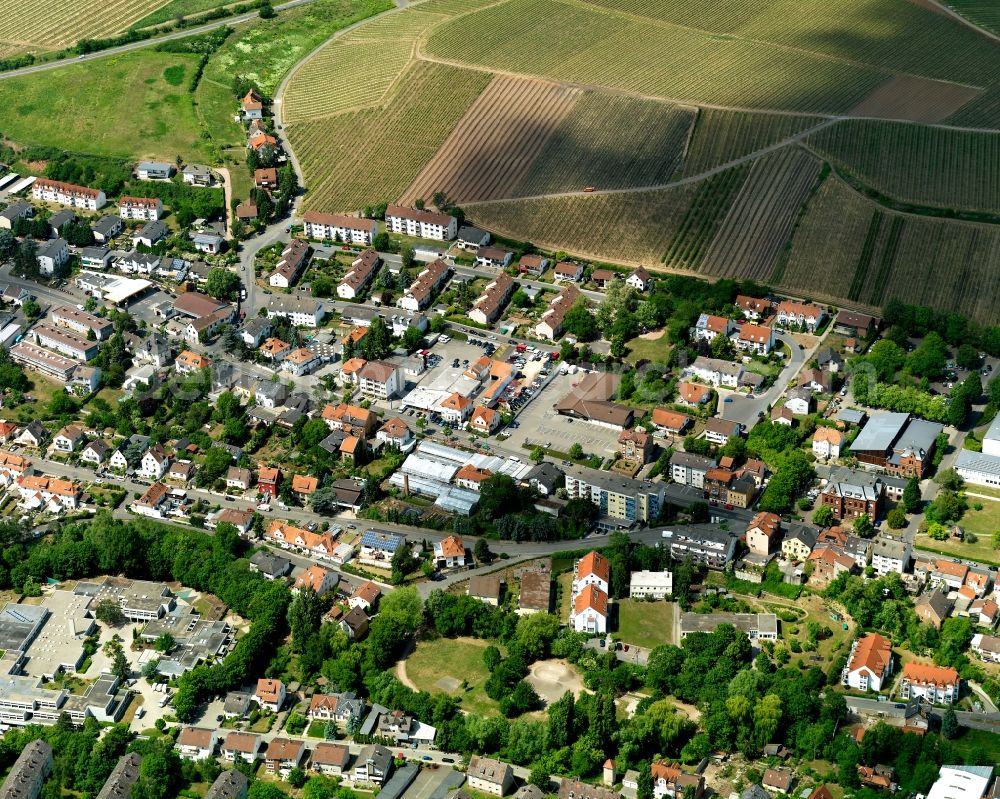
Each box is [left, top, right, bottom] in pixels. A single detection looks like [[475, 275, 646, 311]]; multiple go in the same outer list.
[[0, 50, 211, 161], [625, 332, 672, 365], [945, 727, 1000, 763], [201, 0, 393, 96], [616, 600, 676, 649], [403, 636, 500, 716]]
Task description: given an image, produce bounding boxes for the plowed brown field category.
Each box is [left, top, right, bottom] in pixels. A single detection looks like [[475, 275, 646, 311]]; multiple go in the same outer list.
[[399, 74, 582, 205]]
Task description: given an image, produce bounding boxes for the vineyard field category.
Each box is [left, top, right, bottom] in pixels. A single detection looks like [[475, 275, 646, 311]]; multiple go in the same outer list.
[[807, 118, 1000, 213], [946, 85, 1000, 128], [344, 8, 448, 39], [470, 184, 700, 265], [511, 93, 695, 196], [698, 148, 822, 281], [423, 0, 889, 113], [0, 0, 163, 53], [132, 0, 234, 29], [400, 76, 582, 205], [777, 175, 878, 298], [661, 164, 750, 271], [291, 61, 491, 212], [283, 38, 414, 121], [947, 0, 1000, 35], [680, 109, 824, 176], [577, 0, 1000, 88]]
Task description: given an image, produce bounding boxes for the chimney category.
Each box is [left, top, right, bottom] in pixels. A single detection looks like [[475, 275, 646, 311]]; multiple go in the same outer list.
[[402, 474, 410, 497]]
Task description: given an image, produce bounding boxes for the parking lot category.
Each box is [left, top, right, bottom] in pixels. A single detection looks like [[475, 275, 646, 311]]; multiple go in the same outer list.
[[503, 372, 623, 457]]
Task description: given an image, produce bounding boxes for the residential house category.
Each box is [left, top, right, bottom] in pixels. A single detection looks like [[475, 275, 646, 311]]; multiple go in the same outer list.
[[736, 295, 772, 320], [137, 162, 173, 180], [308, 692, 364, 728], [971, 633, 1000, 664], [842, 633, 893, 692], [36, 238, 69, 275], [132, 220, 167, 248], [781, 527, 817, 561], [784, 387, 813, 415], [440, 392, 473, 424], [249, 551, 291, 580], [737, 324, 775, 355], [433, 535, 466, 568], [0, 740, 52, 799], [626, 266, 651, 291], [808, 547, 856, 587], [119, 196, 162, 221], [80, 440, 110, 466], [762, 769, 794, 795], [969, 598, 999, 627], [264, 738, 306, 777], [221, 732, 261, 764], [193, 233, 225, 254], [746, 512, 781, 556], [267, 295, 325, 327], [834, 310, 879, 338], [226, 467, 252, 492], [564, 465, 665, 523], [293, 565, 338, 597], [254, 679, 286, 712], [281, 348, 321, 376], [182, 165, 214, 187], [241, 89, 263, 119], [813, 427, 845, 460], [457, 226, 490, 249], [629, 570, 673, 600], [693, 314, 735, 343], [33, 178, 106, 210], [678, 382, 712, 406], [650, 762, 704, 799], [899, 662, 959, 704], [131, 482, 168, 518], [554, 261, 584, 282], [820, 467, 885, 521], [138, 444, 169, 480], [470, 406, 501, 435], [311, 743, 351, 777], [258, 467, 280, 498], [398, 259, 449, 312], [358, 531, 405, 568], [774, 300, 825, 331], [475, 246, 513, 270], [816, 347, 845, 372], [618, 428, 653, 463], [385, 205, 456, 240], [558, 779, 621, 799], [915, 589, 953, 631], [670, 452, 716, 489], [571, 586, 609, 634], [518, 254, 548, 276], [468, 574, 504, 606], [176, 728, 217, 761], [651, 409, 692, 437], [684, 356, 744, 388], [466, 757, 515, 797], [0, 201, 33, 231], [303, 211, 378, 245], [52, 425, 85, 453], [349, 581, 381, 613], [376, 417, 414, 453], [353, 745, 392, 785], [704, 418, 742, 445], [339, 607, 370, 640], [337, 248, 381, 298]]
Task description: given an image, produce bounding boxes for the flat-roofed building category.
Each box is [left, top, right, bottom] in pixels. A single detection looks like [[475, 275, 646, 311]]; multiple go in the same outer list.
[[679, 612, 778, 642], [629, 570, 673, 600]]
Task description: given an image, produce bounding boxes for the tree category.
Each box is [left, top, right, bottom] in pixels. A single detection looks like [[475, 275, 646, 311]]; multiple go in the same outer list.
[[401, 244, 415, 269], [563, 298, 597, 341], [287, 587, 325, 652], [637, 762, 654, 799], [141, 658, 161, 680], [94, 598, 126, 626], [569, 443, 584, 461], [853, 513, 874, 538], [111, 649, 130, 682], [363, 316, 390, 360], [153, 633, 175, 653], [812, 505, 834, 527], [941, 707, 958, 739], [13, 239, 38, 278], [0, 230, 14, 259], [529, 765, 550, 791], [530, 446, 545, 463], [205, 268, 241, 301], [886, 507, 907, 529], [197, 447, 233, 486], [902, 475, 921, 513], [957, 343, 981, 371], [474, 538, 493, 564], [22, 298, 40, 321]]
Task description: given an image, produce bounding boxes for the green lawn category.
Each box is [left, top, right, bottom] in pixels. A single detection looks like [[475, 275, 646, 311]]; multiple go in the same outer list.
[[946, 727, 1000, 763], [403, 636, 500, 716], [625, 332, 672, 365], [915, 530, 1000, 567], [0, 50, 212, 162], [201, 0, 393, 96], [616, 599, 676, 648]]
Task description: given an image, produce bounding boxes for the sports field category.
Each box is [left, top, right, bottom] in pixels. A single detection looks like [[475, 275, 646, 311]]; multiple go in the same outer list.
[[402, 636, 500, 716]]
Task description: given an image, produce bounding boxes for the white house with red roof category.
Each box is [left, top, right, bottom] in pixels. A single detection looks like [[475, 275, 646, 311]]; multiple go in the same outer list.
[[842, 632, 893, 692], [433, 534, 467, 568]]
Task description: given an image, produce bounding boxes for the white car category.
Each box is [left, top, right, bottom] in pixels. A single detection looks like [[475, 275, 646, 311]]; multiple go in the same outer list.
[[439, 335, 451, 343]]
